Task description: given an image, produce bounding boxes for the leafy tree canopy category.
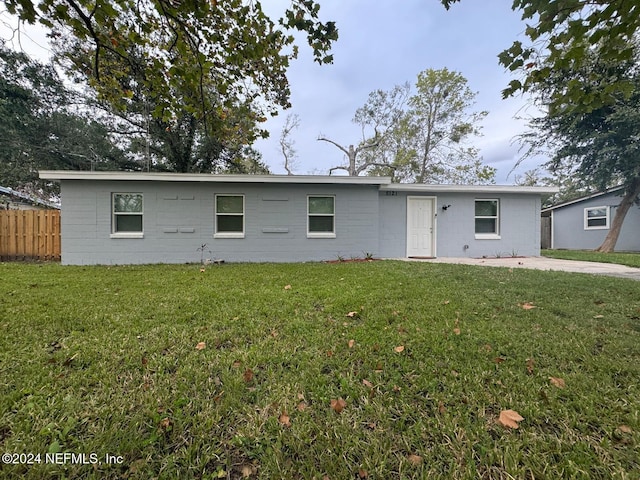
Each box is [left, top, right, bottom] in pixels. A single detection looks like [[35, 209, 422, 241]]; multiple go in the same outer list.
[[442, 0, 640, 114], [4, 0, 338, 134]]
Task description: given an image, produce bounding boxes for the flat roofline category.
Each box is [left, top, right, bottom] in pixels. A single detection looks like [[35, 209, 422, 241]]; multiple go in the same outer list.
[[39, 171, 392, 185], [379, 183, 559, 194]]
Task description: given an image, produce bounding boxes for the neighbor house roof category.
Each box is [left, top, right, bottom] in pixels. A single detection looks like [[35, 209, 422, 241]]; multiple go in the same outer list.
[[0, 185, 59, 209], [541, 186, 624, 213], [38, 171, 559, 195]]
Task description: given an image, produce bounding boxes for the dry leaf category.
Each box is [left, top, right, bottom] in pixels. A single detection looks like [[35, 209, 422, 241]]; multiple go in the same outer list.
[[521, 302, 536, 310], [195, 342, 206, 350], [232, 360, 242, 368], [617, 425, 632, 434], [200, 267, 206, 273], [284, 284, 292, 290], [240, 464, 253, 478], [297, 401, 307, 412], [243, 369, 254, 383], [526, 358, 534, 375], [348, 339, 355, 348], [362, 379, 373, 388], [494, 357, 506, 364], [374, 362, 383, 373], [498, 409, 524, 429], [326, 350, 333, 357], [394, 345, 405, 353], [159, 417, 172, 431], [549, 376, 566, 388], [330, 397, 346, 413], [346, 311, 359, 318], [407, 454, 423, 466], [278, 411, 291, 427], [358, 468, 368, 479], [438, 401, 447, 414], [453, 327, 461, 335]]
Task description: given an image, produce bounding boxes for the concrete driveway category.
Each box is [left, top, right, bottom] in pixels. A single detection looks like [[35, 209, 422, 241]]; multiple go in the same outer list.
[[402, 256, 640, 281]]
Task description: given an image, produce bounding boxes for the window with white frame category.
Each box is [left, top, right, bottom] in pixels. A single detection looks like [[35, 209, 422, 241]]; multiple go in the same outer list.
[[215, 195, 244, 237], [584, 206, 609, 230], [307, 195, 335, 237], [112, 193, 143, 237], [475, 199, 500, 238]]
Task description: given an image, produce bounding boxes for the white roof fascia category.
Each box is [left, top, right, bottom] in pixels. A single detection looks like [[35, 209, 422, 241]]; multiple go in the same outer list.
[[541, 186, 625, 213], [39, 171, 392, 186], [379, 183, 559, 195]]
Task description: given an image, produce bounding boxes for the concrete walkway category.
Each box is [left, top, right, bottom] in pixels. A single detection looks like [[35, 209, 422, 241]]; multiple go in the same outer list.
[[401, 256, 640, 281]]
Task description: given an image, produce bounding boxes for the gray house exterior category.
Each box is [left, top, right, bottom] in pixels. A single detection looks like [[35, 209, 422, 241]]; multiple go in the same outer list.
[[40, 171, 556, 265], [542, 187, 640, 252]]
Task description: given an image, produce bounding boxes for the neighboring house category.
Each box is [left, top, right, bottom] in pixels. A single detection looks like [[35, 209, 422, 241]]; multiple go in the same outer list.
[[0, 186, 59, 210], [39, 171, 557, 265], [541, 186, 640, 252]]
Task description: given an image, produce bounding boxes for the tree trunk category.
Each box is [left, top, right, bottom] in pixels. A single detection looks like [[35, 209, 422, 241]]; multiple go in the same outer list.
[[595, 179, 640, 252]]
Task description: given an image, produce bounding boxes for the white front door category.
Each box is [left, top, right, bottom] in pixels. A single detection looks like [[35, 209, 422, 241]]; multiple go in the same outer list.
[[406, 196, 435, 257]]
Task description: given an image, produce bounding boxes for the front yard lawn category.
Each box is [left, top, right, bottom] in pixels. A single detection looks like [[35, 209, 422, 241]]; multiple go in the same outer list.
[[542, 249, 640, 268], [0, 261, 638, 479]]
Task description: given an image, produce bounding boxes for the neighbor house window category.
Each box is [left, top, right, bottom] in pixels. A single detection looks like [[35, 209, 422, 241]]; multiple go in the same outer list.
[[584, 206, 609, 230], [215, 195, 244, 238], [475, 199, 500, 239], [308, 195, 335, 238], [111, 193, 143, 238]]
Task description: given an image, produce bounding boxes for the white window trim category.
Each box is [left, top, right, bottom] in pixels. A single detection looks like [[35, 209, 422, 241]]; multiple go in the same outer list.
[[584, 205, 610, 230], [307, 195, 336, 238], [474, 198, 501, 240], [111, 193, 144, 239], [214, 194, 245, 239]]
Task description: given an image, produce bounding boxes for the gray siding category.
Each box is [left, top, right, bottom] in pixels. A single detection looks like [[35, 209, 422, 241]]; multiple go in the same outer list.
[[551, 192, 640, 251], [60, 180, 380, 265], [378, 191, 542, 258]]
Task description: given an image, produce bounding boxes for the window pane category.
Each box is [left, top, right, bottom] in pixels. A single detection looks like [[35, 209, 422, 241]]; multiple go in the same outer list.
[[475, 218, 497, 234], [587, 208, 606, 218], [116, 215, 143, 232], [588, 218, 607, 227], [309, 197, 334, 214], [114, 194, 143, 213], [216, 196, 243, 214], [475, 200, 497, 217], [309, 216, 334, 233], [217, 215, 243, 233]]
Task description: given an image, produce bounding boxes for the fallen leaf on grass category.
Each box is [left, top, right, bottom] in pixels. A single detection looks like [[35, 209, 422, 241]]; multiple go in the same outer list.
[[243, 369, 254, 383], [278, 411, 291, 427], [195, 342, 206, 350], [407, 454, 423, 465], [494, 357, 506, 364], [330, 398, 346, 413], [521, 302, 536, 310], [498, 409, 524, 429], [549, 376, 566, 388], [393, 345, 405, 353], [617, 425, 632, 434], [438, 401, 447, 414], [159, 417, 173, 431], [526, 358, 534, 375], [346, 311, 359, 318], [362, 379, 374, 388], [453, 327, 461, 335], [284, 284, 292, 290], [297, 401, 307, 412], [348, 339, 355, 348], [357, 468, 368, 479]]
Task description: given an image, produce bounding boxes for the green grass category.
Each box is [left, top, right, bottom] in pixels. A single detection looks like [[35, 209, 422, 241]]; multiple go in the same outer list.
[[1, 261, 639, 479], [542, 249, 640, 268]]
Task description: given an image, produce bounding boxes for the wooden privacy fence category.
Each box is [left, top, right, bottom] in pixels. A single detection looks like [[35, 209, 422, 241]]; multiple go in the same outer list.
[[0, 210, 61, 261]]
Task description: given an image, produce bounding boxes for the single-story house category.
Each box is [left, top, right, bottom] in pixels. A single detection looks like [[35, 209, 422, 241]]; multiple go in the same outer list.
[[39, 171, 558, 265], [541, 186, 640, 252]]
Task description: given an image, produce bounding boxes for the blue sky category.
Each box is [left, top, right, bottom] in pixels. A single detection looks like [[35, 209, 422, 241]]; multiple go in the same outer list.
[[1, 1, 545, 183], [255, 1, 544, 182]]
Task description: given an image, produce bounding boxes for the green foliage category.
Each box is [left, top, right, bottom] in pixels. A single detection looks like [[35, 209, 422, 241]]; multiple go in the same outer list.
[[0, 261, 638, 478], [5, 0, 337, 134], [441, 0, 640, 114], [0, 44, 129, 193]]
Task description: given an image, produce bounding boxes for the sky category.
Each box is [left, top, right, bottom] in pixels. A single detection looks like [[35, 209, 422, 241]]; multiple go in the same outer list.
[[255, 0, 545, 183], [1, 1, 545, 184]]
